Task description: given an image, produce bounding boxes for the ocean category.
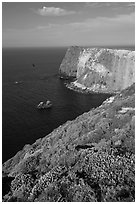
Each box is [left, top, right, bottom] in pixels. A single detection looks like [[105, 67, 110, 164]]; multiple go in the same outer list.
[[2, 46, 134, 163]]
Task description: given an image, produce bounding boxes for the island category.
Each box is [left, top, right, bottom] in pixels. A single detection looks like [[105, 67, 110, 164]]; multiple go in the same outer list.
[[2, 46, 135, 202]]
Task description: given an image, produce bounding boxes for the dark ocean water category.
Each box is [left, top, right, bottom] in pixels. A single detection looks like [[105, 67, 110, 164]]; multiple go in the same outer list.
[[2, 46, 134, 163]]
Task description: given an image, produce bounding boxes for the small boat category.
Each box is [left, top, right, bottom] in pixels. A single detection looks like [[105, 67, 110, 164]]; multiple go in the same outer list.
[[14, 81, 22, 85], [37, 100, 52, 109]]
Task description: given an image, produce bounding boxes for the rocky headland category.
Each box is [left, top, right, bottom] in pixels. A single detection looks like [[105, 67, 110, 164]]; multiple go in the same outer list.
[[2, 47, 135, 202], [60, 46, 135, 93]]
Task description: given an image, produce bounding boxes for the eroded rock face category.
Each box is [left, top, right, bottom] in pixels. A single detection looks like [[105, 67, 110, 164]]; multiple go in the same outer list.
[[59, 47, 135, 92], [59, 46, 83, 78], [2, 84, 135, 202]]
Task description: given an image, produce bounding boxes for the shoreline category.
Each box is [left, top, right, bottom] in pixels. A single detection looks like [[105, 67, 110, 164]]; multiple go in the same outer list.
[[65, 80, 119, 95], [2, 83, 135, 202]]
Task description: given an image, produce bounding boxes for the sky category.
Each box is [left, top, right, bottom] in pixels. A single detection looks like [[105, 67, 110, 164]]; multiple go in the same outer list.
[[2, 2, 135, 47]]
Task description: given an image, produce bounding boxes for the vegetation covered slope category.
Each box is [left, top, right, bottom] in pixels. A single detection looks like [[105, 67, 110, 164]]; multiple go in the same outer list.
[[2, 83, 135, 202]]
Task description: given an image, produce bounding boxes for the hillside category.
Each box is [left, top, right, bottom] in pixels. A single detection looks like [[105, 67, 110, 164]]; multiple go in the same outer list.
[[2, 83, 135, 202]]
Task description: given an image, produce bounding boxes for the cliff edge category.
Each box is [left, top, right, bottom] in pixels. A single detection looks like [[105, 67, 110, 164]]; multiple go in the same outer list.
[[59, 47, 135, 93], [3, 83, 135, 202]]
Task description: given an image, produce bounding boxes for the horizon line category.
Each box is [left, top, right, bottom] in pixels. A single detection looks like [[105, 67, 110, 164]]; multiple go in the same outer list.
[[2, 44, 135, 49]]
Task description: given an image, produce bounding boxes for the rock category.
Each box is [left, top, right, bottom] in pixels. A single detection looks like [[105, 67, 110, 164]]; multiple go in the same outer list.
[[59, 46, 82, 78], [118, 107, 135, 114], [75, 144, 95, 151], [59, 47, 135, 93]]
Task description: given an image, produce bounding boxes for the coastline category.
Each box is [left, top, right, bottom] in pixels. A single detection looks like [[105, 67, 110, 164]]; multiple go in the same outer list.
[[65, 80, 119, 95], [2, 83, 135, 202], [59, 47, 135, 94], [2, 45, 135, 201], [2, 0, 135, 201]]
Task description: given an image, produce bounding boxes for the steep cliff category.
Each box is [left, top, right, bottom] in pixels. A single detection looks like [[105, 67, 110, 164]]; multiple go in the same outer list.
[[59, 47, 135, 93], [59, 46, 83, 78], [3, 84, 135, 202]]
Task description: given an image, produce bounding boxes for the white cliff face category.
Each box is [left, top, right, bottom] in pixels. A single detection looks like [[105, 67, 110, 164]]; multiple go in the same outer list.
[[76, 49, 94, 78], [59, 46, 135, 92]]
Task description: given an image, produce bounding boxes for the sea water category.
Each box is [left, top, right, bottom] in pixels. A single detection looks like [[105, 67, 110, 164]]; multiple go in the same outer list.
[[2, 46, 134, 162]]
